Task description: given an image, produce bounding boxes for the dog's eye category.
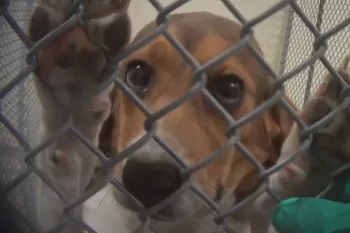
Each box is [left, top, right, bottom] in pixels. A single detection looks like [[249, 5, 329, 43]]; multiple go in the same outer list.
[[125, 60, 153, 95], [209, 74, 244, 110]]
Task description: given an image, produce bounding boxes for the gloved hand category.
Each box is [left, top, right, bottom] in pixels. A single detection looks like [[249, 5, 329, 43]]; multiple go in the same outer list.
[[271, 171, 350, 233]]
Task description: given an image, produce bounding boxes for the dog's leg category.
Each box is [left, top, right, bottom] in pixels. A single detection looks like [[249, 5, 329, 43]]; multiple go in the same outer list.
[[35, 99, 113, 233], [28, 1, 131, 232], [29, 2, 82, 232], [37, 148, 82, 232], [250, 124, 308, 233]]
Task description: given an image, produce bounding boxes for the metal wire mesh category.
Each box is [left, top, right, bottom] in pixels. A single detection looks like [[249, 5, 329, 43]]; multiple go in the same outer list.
[[0, 0, 38, 230], [283, 0, 350, 108], [0, 0, 349, 233]]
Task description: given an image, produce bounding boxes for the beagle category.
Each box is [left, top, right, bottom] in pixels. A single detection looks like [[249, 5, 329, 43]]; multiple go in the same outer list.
[[251, 54, 350, 233], [27, 0, 130, 232], [86, 11, 297, 233], [28, 2, 299, 232]]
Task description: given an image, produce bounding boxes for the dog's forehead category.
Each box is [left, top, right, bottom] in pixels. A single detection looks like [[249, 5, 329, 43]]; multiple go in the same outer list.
[[134, 12, 259, 54]]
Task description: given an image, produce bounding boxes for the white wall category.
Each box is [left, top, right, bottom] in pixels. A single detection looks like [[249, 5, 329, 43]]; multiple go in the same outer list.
[[128, 0, 289, 71]]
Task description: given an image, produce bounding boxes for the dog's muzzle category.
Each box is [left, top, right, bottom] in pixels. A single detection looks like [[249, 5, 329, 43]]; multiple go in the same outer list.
[[122, 159, 183, 208], [114, 139, 206, 221]]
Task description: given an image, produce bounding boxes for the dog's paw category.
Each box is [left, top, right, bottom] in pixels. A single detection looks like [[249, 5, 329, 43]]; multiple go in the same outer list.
[[29, 1, 105, 100], [29, 0, 131, 96], [82, 0, 131, 53], [49, 149, 84, 191], [34, 26, 107, 107], [28, 1, 108, 79], [28, 0, 74, 42]]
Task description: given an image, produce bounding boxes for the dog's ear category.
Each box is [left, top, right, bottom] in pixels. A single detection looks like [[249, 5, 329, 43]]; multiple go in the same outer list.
[[98, 86, 117, 157], [233, 95, 298, 201], [263, 96, 297, 164]]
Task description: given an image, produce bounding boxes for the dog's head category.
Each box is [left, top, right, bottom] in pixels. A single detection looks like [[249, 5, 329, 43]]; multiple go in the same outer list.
[[112, 12, 295, 221], [280, 55, 350, 178]]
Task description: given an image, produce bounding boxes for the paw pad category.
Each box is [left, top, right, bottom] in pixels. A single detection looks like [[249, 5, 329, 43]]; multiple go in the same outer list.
[[29, 0, 131, 53]]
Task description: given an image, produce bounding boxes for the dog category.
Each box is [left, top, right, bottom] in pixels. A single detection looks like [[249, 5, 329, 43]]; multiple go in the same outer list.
[[251, 54, 350, 233], [27, 0, 131, 232], [82, 11, 298, 233], [25, 1, 350, 231]]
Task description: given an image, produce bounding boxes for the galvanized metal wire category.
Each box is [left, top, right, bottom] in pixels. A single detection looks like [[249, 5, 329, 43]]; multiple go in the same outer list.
[[0, 0, 349, 233]]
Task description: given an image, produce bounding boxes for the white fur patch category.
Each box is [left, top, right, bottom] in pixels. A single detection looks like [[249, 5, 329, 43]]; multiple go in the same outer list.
[[89, 12, 121, 28], [278, 123, 300, 162], [122, 120, 188, 165], [83, 184, 135, 233]]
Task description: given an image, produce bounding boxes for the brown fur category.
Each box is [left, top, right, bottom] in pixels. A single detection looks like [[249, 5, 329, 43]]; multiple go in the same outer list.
[[111, 11, 296, 201]]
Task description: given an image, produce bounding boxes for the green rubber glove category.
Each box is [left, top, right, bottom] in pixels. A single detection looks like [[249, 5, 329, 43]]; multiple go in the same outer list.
[[272, 171, 350, 233]]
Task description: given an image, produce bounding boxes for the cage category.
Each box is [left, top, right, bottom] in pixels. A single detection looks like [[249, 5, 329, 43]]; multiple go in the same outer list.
[[0, 0, 349, 233]]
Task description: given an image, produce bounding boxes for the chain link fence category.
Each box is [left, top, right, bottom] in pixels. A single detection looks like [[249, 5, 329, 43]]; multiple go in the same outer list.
[[0, 0, 39, 232], [0, 0, 349, 233], [282, 0, 350, 107]]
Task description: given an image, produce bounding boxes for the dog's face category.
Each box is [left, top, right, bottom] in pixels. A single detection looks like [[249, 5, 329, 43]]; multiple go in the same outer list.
[[112, 12, 295, 221]]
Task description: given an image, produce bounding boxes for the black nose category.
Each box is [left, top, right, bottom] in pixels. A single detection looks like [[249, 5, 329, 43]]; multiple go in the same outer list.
[[122, 159, 183, 208]]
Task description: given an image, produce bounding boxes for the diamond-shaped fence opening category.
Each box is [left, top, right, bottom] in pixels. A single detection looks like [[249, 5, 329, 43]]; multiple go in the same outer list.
[[0, 0, 349, 233]]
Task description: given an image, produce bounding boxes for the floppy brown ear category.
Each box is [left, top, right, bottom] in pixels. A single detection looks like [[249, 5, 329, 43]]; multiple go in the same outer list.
[[263, 96, 298, 164], [98, 86, 117, 157], [231, 96, 298, 201]]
